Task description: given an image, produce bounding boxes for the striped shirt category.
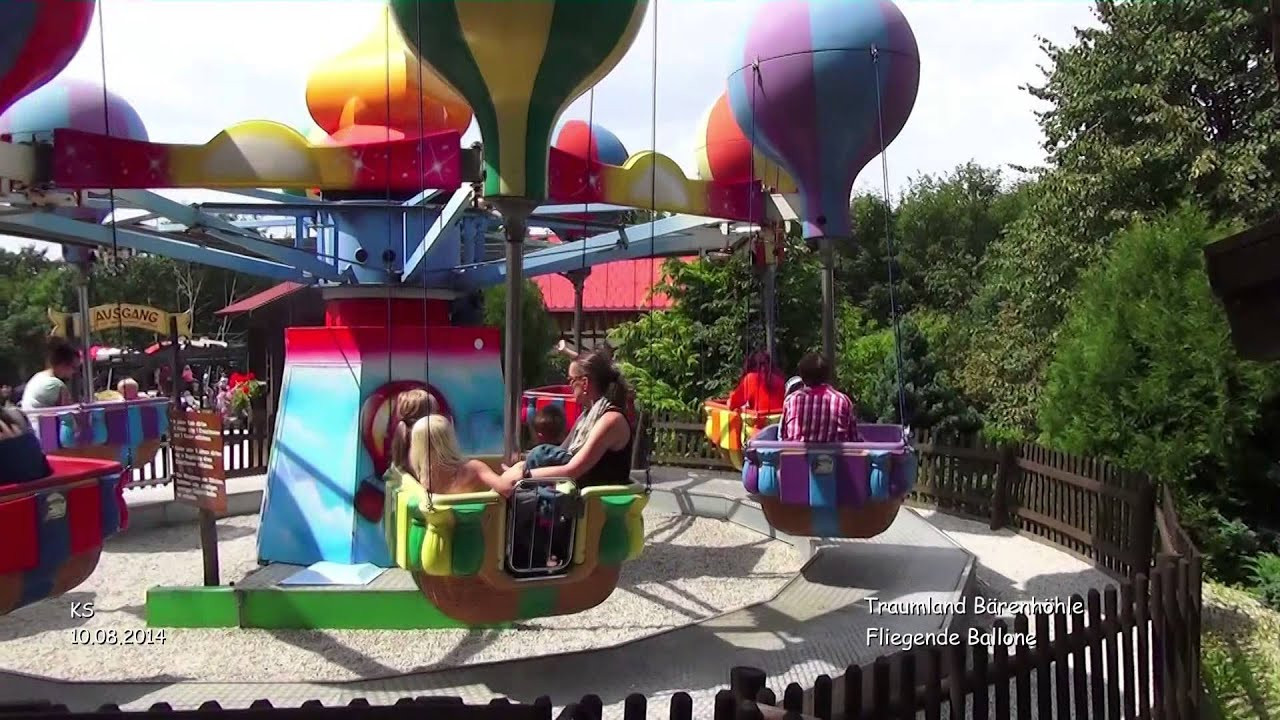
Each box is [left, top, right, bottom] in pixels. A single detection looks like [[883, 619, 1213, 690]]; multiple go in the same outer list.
[[780, 384, 858, 443]]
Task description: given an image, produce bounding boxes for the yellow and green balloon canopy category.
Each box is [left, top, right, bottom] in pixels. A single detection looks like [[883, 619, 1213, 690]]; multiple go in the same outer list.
[[390, 0, 648, 202]]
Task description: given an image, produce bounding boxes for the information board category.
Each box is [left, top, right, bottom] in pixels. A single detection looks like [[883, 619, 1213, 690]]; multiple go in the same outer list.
[[169, 409, 226, 513]]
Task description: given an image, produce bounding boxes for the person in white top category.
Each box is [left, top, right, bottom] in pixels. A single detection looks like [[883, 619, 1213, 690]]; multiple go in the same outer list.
[[20, 338, 82, 410]]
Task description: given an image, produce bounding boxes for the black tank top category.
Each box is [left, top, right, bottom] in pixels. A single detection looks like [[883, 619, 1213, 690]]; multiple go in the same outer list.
[[577, 408, 632, 488]]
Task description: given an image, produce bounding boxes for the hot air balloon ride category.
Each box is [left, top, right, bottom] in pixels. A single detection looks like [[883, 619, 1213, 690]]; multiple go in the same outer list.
[[552, 118, 631, 239], [729, 0, 921, 539], [727, 0, 919, 367], [0, 1, 96, 116], [386, 0, 652, 624]]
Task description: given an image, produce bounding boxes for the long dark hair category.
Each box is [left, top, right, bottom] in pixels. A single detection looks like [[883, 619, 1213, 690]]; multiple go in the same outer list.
[[575, 348, 630, 410]]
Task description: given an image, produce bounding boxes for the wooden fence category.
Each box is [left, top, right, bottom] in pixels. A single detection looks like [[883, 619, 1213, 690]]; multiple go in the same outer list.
[[123, 426, 272, 490]]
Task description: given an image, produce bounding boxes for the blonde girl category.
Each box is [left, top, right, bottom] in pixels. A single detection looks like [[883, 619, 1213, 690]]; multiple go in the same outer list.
[[408, 415, 508, 496]]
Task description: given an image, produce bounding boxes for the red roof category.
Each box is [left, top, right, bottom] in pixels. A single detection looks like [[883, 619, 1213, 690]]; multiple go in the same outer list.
[[216, 282, 308, 316], [534, 257, 686, 312]]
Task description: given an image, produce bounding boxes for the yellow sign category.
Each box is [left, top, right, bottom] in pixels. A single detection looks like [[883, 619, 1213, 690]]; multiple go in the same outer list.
[[49, 304, 193, 338]]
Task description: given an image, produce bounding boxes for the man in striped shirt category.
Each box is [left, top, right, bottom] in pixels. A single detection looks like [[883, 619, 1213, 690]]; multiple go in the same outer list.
[[781, 352, 859, 443]]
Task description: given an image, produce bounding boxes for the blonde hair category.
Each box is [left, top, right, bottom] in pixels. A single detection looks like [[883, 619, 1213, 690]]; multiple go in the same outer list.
[[409, 415, 466, 491], [389, 388, 439, 471], [117, 378, 139, 400]]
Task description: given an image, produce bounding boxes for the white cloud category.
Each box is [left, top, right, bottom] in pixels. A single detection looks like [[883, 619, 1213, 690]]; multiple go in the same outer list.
[[2, 0, 1098, 255]]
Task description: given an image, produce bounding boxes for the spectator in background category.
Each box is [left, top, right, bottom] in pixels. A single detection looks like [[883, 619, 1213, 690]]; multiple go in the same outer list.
[[780, 352, 859, 443], [21, 338, 81, 410], [1, 384, 12, 406]]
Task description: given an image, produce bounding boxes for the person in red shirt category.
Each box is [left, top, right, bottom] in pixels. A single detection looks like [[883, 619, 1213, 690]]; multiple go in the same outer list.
[[781, 352, 859, 443], [728, 352, 787, 413]]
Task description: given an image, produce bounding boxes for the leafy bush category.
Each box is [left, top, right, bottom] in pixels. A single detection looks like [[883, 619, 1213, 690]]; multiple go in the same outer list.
[[835, 306, 893, 418], [1178, 495, 1263, 585], [1251, 553, 1280, 612]]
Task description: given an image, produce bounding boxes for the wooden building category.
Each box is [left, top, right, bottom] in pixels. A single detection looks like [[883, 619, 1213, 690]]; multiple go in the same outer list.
[[532, 257, 682, 349], [215, 282, 324, 418], [1204, 216, 1280, 361]]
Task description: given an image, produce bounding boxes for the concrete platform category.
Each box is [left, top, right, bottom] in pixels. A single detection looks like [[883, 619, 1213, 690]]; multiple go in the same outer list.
[[0, 466, 976, 717]]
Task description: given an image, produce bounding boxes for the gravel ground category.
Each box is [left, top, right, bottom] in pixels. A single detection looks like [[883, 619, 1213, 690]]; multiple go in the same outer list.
[[0, 511, 800, 683], [915, 508, 1116, 616]]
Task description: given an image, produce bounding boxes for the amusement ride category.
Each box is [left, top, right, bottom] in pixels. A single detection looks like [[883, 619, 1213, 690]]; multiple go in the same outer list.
[[0, 0, 922, 632]]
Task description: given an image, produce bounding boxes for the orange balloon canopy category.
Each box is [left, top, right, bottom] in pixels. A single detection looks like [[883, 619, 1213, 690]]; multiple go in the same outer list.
[[694, 91, 796, 193], [305, 6, 471, 140]]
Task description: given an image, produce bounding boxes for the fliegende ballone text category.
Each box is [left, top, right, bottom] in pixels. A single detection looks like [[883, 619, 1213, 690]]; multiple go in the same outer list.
[[864, 596, 1085, 649]]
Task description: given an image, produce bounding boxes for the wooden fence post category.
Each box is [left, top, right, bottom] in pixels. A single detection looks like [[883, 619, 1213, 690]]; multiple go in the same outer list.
[[1131, 478, 1157, 576], [990, 444, 1016, 530], [730, 666, 768, 702]]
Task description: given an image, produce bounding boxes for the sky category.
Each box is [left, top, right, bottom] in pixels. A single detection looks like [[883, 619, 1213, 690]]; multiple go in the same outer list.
[[1, 0, 1099, 256]]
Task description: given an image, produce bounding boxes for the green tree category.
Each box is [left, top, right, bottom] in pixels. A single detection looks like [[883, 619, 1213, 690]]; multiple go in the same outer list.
[[610, 240, 825, 410], [836, 194, 903, 324], [483, 279, 559, 389], [1038, 208, 1280, 578], [0, 247, 76, 383], [955, 0, 1280, 433], [869, 319, 980, 433], [895, 164, 1026, 314]]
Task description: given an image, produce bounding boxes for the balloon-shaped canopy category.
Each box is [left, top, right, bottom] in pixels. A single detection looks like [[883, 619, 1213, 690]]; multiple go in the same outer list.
[[727, 0, 919, 239], [694, 91, 796, 193], [391, 0, 649, 202], [0, 77, 148, 141], [0, 1, 95, 116], [306, 5, 471, 139], [553, 119, 628, 165]]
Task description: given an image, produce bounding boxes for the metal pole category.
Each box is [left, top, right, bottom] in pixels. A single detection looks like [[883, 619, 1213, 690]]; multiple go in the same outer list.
[[762, 262, 778, 364], [819, 237, 836, 369], [76, 276, 94, 402], [493, 198, 532, 462], [567, 269, 589, 351]]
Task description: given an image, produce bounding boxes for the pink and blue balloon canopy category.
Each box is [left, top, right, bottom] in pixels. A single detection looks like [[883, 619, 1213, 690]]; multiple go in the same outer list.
[[0, 77, 148, 141], [727, 0, 919, 239]]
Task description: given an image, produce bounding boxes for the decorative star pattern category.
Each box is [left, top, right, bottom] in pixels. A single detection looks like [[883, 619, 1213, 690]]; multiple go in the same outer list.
[[546, 147, 601, 204], [50, 128, 461, 192], [347, 131, 461, 191], [49, 126, 767, 221], [53, 129, 170, 189]]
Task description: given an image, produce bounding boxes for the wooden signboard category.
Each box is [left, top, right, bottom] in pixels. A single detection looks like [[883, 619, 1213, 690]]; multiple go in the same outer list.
[[169, 409, 227, 513]]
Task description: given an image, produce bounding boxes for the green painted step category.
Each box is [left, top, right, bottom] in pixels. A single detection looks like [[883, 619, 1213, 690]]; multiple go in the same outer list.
[[146, 585, 509, 630]]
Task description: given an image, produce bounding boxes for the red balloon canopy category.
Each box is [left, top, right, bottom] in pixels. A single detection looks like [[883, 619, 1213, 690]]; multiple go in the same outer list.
[[0, 1, 96, 116]]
